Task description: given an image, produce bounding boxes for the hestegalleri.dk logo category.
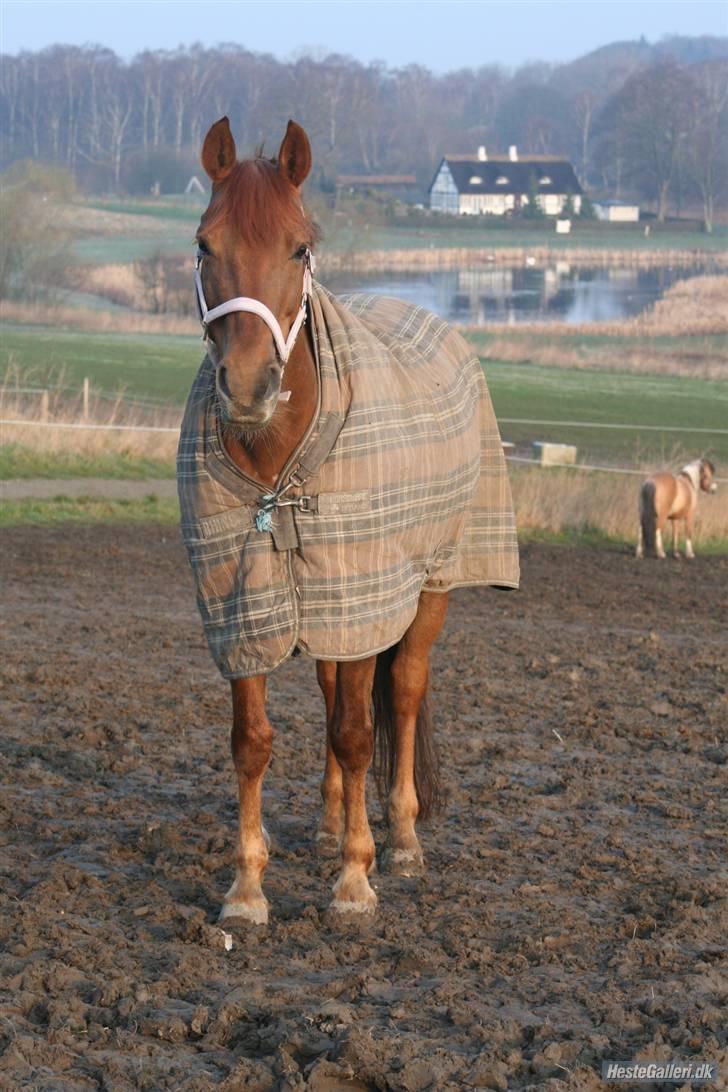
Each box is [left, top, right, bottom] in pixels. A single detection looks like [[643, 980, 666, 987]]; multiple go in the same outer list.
[[602, 1060, 718, 1084]]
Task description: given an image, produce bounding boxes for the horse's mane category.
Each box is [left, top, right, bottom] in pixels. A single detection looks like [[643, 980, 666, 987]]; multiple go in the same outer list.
[[202, 157, 319, 248]]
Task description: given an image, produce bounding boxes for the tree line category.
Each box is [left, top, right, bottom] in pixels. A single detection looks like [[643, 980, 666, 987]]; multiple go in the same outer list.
[[1, 38, 726, 227]]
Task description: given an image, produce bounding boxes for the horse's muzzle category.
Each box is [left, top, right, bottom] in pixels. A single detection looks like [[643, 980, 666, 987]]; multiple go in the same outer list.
[[216, 362, 281, 428]]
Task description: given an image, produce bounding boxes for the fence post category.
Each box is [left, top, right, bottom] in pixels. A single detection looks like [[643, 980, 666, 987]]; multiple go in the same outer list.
[[83, 377, 90, 421], [40, 389, 49, 422]]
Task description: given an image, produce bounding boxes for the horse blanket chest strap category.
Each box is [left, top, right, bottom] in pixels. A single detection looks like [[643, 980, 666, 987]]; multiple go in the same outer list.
[[177, 285, 520, 680]]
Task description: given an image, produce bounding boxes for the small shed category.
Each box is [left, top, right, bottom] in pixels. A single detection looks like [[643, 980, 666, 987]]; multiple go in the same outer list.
[[593, 200, 639, 223], [532, 442, 577, 467]]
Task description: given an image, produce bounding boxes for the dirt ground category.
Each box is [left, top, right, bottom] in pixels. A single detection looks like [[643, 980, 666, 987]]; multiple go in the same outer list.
[[1, 525, 726, 1092]]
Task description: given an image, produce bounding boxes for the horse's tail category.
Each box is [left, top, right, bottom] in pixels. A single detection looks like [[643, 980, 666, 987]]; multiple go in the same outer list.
[[372, 644, 442, 821], [640, 480, 658, 557]]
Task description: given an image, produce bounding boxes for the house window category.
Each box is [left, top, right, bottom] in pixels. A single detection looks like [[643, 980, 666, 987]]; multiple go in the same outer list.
[[539, 176, 552, 185], [496, 176, 509, 185], [469, 176, 482, 185]]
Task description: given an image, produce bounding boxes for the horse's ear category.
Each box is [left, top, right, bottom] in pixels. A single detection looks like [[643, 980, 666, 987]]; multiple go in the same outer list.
[[202, 117, 236, 183], [278, 120, 312, 188]]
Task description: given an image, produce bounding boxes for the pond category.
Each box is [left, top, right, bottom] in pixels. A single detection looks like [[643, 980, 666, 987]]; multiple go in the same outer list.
[[321, 264, 711, 325]]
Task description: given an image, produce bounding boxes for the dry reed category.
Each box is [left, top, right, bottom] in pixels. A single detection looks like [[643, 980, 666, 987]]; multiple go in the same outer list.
[[510, 465, 728, 544], [0, 299, 198, 336], [0, 370, 181, 461], [473, 275, 728, 378], [319, 246, 728, 274]]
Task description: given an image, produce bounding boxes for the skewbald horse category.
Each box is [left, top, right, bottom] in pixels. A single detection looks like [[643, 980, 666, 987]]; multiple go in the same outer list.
[[636, 458, 717, 560]]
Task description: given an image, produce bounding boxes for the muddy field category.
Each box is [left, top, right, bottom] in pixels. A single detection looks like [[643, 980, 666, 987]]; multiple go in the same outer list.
[[1, 525, 726, 1092]]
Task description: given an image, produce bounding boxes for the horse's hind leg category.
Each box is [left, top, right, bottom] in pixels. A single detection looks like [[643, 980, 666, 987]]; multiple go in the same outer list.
[[329, 657, 378, 914], [655, 521, 667, 559], [315, 660, 344, 855], [382, 591, 448, 876], [685, 512, 696, 559], [220, 676, 273, 925]]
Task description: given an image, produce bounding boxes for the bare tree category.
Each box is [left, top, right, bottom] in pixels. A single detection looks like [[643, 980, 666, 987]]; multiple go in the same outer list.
[[595, 61, 696, 219], [687, 60, 728, 232]]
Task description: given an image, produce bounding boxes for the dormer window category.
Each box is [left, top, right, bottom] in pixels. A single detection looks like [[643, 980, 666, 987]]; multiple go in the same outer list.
[[539, 176, 552, 185], [496, 176, 509, 185], [469, 175, 482, 185]]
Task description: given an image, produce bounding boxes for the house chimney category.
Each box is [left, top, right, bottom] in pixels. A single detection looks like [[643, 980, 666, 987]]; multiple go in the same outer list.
[[477, 145, 487, 162], [509, 145, 518, 161]]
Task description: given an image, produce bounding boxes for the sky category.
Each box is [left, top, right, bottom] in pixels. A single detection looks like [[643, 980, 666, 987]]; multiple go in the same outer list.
[[1, 0, 726, 71]]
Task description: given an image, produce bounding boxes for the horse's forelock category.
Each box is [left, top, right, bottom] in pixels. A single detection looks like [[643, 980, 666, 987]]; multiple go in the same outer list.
[[203, 158, 318, 249]]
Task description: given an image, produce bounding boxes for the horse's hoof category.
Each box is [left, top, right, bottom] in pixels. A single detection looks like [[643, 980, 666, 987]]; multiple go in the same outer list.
[[329, 894, 377, 917], [314, 830, 341, 858], [219, 897, 269, 926], [382, 846, 425, 877], [330, 875, 377, 916]]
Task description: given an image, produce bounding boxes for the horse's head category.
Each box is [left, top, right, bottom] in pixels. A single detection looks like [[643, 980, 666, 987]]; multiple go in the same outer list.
[[700, 458, 717, 494], [196, 117, 317, 430]]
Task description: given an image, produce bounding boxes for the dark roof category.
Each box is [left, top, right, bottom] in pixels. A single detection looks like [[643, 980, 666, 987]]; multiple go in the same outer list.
[[432, 157, 582, 196]]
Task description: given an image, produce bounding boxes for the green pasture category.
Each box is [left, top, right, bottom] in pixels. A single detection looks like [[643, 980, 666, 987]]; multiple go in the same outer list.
[[326, 219, 728, 254], [69, 196, 728, 265], [482, 360, 728, 465], [0, 324, 201, 404], [0, 495, 179, 526], [2, 322, 726, 470]]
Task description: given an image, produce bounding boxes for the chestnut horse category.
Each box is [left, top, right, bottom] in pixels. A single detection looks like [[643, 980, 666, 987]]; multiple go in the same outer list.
[[180, 117, 517, 923], [636, 458, 717, 559]]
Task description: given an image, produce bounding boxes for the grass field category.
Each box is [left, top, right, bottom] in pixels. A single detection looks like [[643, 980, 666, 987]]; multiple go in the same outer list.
[[327, 220, 728, 255], [0, 495, 179, 525], [2, 480, 725, 552], [67, 196, 728, 265], [2, 322, 726, 467], [1, 325, 201, 403]]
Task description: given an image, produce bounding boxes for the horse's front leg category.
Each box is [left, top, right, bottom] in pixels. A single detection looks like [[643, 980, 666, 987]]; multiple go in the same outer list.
[[316, 660, 344, 855], [672, 518, 681, 559], [384, 591, 448, 875], [220, 676, 273, 925], [329, 657, 378, 914]]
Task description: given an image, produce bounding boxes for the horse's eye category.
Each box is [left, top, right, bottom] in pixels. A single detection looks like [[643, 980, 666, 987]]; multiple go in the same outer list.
[[197, 239, 211, 257], [293, 245, 309, 261]]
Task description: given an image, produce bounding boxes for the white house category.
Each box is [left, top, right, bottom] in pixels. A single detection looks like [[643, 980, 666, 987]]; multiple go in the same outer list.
[[429, 146, 583, 217]]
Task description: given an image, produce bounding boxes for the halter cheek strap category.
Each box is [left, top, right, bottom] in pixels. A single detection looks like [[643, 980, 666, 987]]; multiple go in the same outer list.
[[193, 249, 315, 399]]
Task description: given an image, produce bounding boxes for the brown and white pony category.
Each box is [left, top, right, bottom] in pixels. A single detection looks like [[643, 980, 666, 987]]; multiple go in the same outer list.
[[636, 458, 717, 560]]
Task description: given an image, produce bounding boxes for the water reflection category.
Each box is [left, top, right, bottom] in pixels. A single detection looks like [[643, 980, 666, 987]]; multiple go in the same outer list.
[[323, 265, 708, 325]]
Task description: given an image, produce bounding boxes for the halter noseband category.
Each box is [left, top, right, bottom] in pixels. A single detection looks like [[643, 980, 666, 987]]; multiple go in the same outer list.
[[193, 248, 315, 400]]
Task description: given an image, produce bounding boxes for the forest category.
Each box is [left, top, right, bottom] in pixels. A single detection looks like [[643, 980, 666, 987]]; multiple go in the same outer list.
[[1, 34, 727, 225]]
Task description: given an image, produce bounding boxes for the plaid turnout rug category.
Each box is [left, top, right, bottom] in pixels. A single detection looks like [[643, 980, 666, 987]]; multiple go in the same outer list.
[[177, 286, 519, 679]]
